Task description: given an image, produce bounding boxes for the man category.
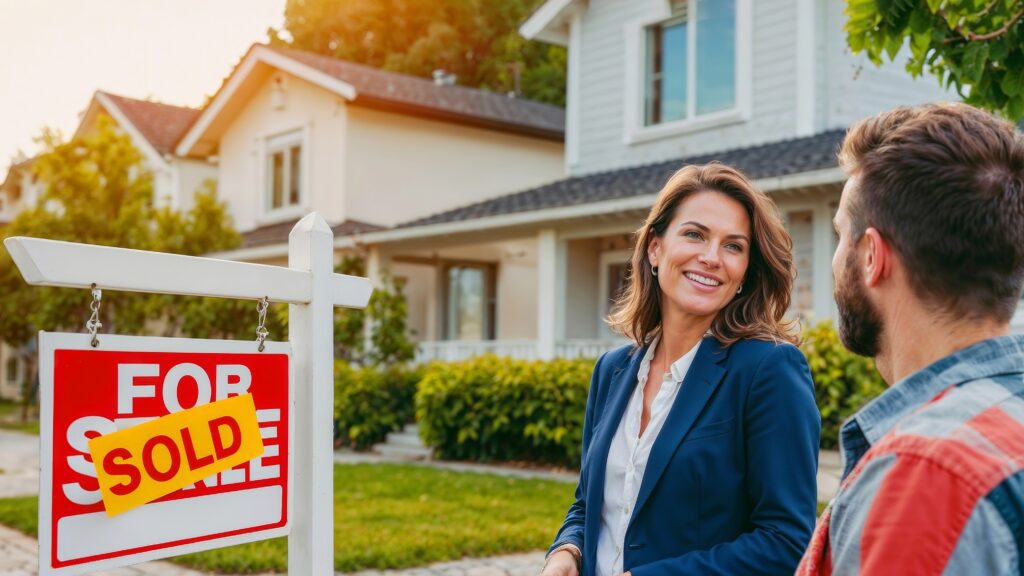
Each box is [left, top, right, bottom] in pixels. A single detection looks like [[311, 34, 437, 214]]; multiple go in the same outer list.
[[797, 103, 1024, 575]]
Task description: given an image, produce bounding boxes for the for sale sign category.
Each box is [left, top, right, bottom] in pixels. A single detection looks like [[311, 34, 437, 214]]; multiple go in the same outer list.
[[38, 332, 292, 576]]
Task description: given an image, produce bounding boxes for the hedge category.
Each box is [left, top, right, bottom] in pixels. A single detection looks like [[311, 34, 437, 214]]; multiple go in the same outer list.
[[415, 355, 593, 466], [334, 361, 424, 450], [335, 321, 885, 461], [799, 321, 886, 449]]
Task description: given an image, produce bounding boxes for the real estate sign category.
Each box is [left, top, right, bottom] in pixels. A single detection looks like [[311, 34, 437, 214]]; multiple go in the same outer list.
[[38, 332, 292, 576]]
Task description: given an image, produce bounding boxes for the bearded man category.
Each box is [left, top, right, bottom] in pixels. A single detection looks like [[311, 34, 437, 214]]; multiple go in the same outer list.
[[797, 103, 1024, 575]]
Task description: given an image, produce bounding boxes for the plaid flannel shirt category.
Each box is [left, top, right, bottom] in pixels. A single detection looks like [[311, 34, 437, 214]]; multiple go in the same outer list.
[[798, 334, 1024, 575]]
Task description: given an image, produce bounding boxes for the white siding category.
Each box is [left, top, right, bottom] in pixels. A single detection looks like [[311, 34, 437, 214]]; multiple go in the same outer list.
[[343, 106, 564, 228], [172, 158, 219, 214], [572, 0, 798, 176], [218, 70, 349, 233]]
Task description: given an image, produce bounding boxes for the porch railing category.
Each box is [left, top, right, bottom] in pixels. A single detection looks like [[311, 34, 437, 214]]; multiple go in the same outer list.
[[414, 339, 627, 363]]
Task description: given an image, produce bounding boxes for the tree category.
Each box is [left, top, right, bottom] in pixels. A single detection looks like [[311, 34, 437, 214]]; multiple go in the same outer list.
[[0, 117, 242, 406], [846, 0, 1024, 120], [269, 0, 567, 106]]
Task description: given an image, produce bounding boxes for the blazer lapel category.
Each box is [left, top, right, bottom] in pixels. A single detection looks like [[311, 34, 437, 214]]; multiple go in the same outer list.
[[631, 336, 729, 520], [584, 344, 647, 544]]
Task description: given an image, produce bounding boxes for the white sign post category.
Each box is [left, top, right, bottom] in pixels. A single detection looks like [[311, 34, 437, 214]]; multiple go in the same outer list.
[[4, 212, 370, 575]]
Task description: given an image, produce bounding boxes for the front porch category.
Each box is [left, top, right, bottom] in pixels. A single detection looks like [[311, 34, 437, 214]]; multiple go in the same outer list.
[[366, 181, 843, 363]]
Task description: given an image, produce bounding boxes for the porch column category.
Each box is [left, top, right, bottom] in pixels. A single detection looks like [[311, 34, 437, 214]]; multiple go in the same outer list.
[[537, 229, 567, 360], [364, 245, 392, 347], [812, 202, 836, 323]]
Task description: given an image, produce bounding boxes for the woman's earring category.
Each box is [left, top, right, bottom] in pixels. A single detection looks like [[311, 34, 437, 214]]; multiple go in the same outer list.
[[652, 265, 659, 277], [736, 283, 743, 294]]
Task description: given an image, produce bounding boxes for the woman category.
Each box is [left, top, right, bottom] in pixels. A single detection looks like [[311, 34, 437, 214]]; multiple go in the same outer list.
[[541, 163, 820, 576]]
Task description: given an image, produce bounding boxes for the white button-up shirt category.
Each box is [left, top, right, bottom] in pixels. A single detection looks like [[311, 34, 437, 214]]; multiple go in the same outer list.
[[595, 336, 702, 576]]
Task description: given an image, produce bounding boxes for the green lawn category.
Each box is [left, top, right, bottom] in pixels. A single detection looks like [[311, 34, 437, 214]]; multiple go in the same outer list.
[[0, 463, 574, 573], [0, 400, 39, 435]]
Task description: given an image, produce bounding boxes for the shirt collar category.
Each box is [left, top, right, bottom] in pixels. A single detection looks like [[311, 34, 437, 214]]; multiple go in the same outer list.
[[642, 334, 704, 383], [839, 334, 1024, 476]]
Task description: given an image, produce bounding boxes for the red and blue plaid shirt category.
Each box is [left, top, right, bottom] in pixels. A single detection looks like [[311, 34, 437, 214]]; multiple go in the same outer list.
[[798, 334, 1024, 575]]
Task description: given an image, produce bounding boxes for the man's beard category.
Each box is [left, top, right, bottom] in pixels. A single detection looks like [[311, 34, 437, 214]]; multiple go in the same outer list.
[[835, 250, 883, 358]]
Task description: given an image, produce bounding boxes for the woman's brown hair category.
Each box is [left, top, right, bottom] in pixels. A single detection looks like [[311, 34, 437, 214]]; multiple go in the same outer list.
[[608, 163, 800, 347]]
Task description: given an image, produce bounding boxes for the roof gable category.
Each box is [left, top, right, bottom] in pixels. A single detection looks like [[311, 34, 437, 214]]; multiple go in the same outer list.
[[99, 92, 200, 156], [177, 44, 564, 157]]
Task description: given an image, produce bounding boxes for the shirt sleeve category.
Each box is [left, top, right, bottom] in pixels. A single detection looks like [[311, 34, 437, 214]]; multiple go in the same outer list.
[[830, 448, 1021, 575]]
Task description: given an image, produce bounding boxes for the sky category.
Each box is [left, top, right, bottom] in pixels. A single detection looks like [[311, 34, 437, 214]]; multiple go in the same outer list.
[[0, 0, 288, 167]]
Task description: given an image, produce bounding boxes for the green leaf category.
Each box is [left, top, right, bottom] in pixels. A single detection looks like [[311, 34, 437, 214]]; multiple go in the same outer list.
[[1007, 94, 1024, 121], [1001, 67, 1024, 96]]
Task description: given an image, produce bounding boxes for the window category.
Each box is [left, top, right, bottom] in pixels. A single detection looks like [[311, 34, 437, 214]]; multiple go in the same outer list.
[[265, 131, 303, 213], [644, 0, 737, 127], [6, 357, 18, 383], [606, 262, 631, 315], [443, 264, 496, 341], [598, 250, 633, 336]]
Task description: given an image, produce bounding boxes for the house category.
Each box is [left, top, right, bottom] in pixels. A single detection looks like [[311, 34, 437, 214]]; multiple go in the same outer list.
[[0, 92, 212, 400], [174, 43, 566, 260], [76, 91, 215, 211], [319, 0, 1024, 362]]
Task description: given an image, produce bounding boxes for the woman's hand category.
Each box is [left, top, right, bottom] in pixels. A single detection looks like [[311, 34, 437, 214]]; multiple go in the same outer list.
[[540, 550, 580, 576]]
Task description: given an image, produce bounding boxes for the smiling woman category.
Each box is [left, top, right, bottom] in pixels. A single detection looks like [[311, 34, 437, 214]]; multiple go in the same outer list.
[[542, 163, 821, 576]]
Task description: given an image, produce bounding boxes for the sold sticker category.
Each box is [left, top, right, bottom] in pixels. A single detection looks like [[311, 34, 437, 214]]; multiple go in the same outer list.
[[89, 393, 264, 517]]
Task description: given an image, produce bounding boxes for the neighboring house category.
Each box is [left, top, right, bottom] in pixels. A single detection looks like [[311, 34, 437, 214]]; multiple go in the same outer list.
[[175, 43, 566, 258], [0, 158, 43, 226], [318, 0, 1024, 363], [0, 92, 212, 400], [77, 91, 215, 212]]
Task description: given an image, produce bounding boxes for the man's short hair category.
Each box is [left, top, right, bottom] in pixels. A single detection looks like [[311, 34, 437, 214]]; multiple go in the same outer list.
[[839, 103, 1024, 322]]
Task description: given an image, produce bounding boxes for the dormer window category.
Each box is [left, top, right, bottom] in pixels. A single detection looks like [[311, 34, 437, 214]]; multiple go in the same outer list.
[[645, 0, 736, 127]]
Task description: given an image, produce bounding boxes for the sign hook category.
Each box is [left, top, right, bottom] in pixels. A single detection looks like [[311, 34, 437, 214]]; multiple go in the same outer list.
[[256, 296, 270, 352], [86, 284, 102, 348]]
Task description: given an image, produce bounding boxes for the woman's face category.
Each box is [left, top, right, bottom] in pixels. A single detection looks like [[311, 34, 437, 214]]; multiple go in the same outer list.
[[647, 190, 752, 324]]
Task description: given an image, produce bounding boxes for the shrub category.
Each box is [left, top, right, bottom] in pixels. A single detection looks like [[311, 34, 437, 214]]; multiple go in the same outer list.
[[415, 355, 593, 466], [800, 321, 887, 449], [334, 361, 424, 450]]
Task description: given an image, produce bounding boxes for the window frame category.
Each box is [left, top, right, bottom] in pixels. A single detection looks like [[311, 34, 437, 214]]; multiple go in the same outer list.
[[440, 261, 497, 341], [259, 128, 308, 223], [597, 250, 633, 339], [623, 0, 752, 145]]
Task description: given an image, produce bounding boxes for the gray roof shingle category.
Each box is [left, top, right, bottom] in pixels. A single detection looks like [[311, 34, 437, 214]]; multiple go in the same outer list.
[[242, 218, 385, 248], [264, 45, 565, 140], [399, 129, 847, 228]]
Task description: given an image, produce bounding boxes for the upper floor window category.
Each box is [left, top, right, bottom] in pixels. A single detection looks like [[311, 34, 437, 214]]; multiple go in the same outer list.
[[644, 0, 736, 127], [266, 130, 303, 213]]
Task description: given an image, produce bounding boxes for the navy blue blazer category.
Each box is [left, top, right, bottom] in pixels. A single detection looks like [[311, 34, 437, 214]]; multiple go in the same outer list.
[[549, 336, 821, 576]]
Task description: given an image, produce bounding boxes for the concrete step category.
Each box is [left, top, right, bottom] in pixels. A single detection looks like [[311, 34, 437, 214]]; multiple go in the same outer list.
[[385, 430, 425, 448], [372, 442, 434, 460], [402, 423, 419, 436]]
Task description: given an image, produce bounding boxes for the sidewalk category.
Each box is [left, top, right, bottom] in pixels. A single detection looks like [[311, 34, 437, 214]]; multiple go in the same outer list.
[[0, 428, 843, 576]]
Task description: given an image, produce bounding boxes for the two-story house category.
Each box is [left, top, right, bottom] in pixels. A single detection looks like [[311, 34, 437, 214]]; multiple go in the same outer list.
[[0, 91, 213, 400], [314, 0, 1013, 363]]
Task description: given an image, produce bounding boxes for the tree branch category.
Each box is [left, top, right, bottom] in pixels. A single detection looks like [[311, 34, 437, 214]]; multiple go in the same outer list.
[[945, 9, 1024, 44]]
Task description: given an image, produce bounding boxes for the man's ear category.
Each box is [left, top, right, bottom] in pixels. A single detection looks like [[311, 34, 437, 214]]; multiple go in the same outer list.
[[647, 236, 660, 267], [862, 227, 893, 287]]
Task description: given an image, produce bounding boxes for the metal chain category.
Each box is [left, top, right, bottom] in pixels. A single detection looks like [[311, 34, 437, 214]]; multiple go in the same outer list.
[[86, 285, 102, 348], [256, 296, 270, 352]]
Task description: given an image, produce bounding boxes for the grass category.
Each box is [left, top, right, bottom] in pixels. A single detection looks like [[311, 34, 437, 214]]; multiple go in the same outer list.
[[0, 463, 831, 573], [0, 399, 39, 435], [0, 463, 574, 573]]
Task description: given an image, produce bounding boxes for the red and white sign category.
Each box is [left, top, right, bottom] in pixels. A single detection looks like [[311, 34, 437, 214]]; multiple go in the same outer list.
[[38, 332, 292, 576]]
